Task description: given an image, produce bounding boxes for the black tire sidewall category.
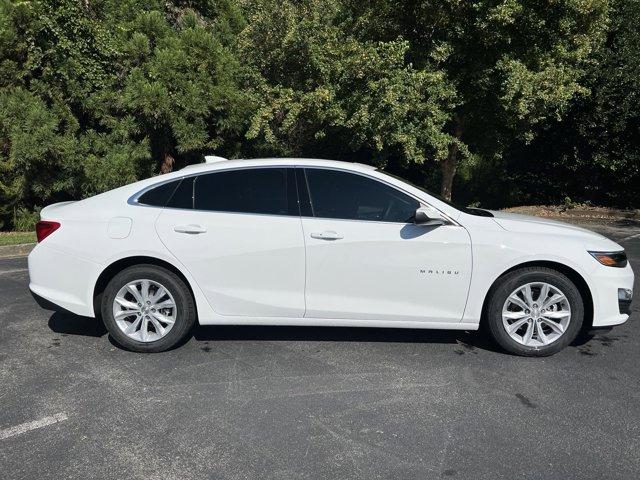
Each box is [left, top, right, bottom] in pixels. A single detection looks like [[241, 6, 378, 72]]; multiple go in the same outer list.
[[486, 268, 584, 356], [101, 265, 196, 352]]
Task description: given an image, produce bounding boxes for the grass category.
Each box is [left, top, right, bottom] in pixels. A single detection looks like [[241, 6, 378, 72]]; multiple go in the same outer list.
[[0, 231, 37, 247]]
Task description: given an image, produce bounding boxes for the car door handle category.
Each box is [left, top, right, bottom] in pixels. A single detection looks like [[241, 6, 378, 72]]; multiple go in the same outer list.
[[173, 224, 207, 234], [310, 230, 343, 240]]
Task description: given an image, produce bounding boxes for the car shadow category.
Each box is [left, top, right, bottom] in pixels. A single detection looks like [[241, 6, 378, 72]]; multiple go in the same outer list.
[[399, 224, 440, 239], [48, 312, 107, 337], [46, 310, 501, 351], [192, 324, 503, 353], [47, 311, 593, 354]]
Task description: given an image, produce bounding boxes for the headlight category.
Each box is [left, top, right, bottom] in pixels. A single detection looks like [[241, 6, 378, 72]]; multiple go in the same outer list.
[[588, 251, 628, 268]]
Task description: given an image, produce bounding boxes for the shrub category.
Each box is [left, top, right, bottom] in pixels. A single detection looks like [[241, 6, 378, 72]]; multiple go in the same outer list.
[[12, 207, 40, 232]]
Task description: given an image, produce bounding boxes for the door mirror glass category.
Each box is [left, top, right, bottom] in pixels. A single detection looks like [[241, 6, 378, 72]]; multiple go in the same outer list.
[[414, 206, 445, 226]]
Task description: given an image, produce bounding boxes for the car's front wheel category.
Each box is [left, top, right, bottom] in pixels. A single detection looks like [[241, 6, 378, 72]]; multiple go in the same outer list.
[[101, 264, 196, 352], [485, 267, 584, 356]]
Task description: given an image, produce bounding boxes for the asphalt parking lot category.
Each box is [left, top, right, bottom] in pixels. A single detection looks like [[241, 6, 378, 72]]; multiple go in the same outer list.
[[1, 223, 639, 480]]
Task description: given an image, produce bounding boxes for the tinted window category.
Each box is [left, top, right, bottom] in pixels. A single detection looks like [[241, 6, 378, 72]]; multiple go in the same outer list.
[[304, 169, 419, 222], [167, 177, 194, 209], [382, 170, 494, 217], [295, 168, 313, 217], [194, 168, 297, 215], [137, 180, 180, 207]]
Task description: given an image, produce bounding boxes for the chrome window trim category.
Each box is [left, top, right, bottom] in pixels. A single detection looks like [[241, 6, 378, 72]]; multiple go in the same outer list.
[[127, 163, 458, 226], [127, 165, 293, 209]]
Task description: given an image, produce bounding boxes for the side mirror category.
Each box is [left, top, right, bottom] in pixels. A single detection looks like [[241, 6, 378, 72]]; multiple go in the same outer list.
[[414, 206, 445, 226]]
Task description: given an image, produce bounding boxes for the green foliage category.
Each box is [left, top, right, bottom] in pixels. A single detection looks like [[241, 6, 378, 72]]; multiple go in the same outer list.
[[460, 0, 640, 208], [116, 9, 249, 159], [0, 0, 639, 228], [0, 0, 249, 228], [239, 0, 456, 165], [342, 0, 610, 197], [12, 206, 39, 232], [0, 87, 82, 217]]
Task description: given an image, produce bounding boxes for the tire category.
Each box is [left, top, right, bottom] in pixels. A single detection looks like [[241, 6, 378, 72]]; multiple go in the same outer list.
[[101, 264, 196, 352], [485, 267, 584, 356]]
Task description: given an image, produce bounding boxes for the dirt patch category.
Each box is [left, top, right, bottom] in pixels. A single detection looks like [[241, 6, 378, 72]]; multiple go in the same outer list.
[[503, 205, 640, 227], [0, 243, 35, 259]]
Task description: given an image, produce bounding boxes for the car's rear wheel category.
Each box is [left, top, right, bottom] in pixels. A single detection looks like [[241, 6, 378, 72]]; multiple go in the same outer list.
[[101, 265, 196, 352], [485, 267, 584, 356]]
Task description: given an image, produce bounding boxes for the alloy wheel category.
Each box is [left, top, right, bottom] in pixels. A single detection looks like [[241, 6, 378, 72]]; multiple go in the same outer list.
[[112, 279, 177, 342], [502, 282, 571, 347]]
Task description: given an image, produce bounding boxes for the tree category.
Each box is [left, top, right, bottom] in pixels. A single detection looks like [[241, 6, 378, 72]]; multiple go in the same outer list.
[[114, 6, 250, 174], [0, 0, 248, 227], [345, 0, 610, 199], [237, 0, 456, 170], [0, 0, 636, 229], [0, 0, 113, 215], [555, 0, 640, 206], [465, 0, 640, 209]]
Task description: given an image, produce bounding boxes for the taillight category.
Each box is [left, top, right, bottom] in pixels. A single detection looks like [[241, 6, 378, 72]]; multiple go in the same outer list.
[[36, 221, 60, 243]]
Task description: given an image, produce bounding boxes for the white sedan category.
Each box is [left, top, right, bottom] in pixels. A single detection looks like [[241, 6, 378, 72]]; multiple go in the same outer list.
[[28, 157, 634, 355]]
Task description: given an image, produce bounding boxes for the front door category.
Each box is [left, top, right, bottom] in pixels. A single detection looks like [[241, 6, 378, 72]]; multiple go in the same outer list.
[[299, 168, 472, 323]]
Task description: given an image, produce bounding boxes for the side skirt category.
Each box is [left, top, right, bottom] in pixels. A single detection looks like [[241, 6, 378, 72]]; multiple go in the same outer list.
[[197, 317, 480, 331]]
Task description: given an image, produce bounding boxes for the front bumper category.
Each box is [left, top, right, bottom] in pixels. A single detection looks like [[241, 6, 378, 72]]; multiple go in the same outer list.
[[590, 263, 634, 327], [619, 288, 633, 315]]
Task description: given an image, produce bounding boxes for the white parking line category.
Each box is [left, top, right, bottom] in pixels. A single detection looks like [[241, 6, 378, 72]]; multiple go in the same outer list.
[[0, 268, 28, 276], [619, 232, 640, 243], [0, 413, 68, 440]]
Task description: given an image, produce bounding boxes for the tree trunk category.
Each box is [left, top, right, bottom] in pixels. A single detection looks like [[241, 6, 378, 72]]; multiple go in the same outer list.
[[160, 151, 175, 174], [440, 118, 464, 201], [440, 147, 457, 201]]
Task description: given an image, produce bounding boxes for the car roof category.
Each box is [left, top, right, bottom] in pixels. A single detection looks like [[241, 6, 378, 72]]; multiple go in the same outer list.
[[179, 158, 377, 174]]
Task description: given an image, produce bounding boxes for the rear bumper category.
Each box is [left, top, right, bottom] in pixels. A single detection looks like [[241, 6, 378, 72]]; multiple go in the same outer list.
[[28, 243, 100, 317], [30, 288, 73, 314]]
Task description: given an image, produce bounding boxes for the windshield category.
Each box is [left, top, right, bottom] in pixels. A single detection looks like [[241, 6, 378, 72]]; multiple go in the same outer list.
[[380, 170, 494, 217]]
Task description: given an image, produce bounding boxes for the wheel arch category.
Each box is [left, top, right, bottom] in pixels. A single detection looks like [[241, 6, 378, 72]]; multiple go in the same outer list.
[[93, 255, 198, 319], [481, 260, 594, 330]]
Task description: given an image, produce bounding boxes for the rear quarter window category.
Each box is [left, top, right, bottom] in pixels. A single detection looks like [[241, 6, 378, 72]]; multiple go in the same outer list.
[[137, 180, 180, 207], [166, 177, 194, 209]]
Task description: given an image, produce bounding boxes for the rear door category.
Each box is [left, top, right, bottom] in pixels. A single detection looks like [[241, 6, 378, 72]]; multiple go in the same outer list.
[[155, 167, 306, 317]]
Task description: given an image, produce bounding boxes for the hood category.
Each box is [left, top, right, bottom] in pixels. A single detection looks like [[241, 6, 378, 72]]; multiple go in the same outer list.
[[488, 210, 622, 250], [489, 210, 598, 234]]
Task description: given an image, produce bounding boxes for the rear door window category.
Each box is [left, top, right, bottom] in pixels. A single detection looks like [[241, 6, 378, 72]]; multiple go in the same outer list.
[[193, 168, 298, 216]]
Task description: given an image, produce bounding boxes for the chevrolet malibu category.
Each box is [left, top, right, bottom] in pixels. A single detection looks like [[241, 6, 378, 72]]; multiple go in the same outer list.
[[28, 157, 634, 355]]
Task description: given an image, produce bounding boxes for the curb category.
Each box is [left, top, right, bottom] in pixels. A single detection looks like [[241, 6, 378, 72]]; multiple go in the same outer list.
[[0, 243, 36, 259]]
